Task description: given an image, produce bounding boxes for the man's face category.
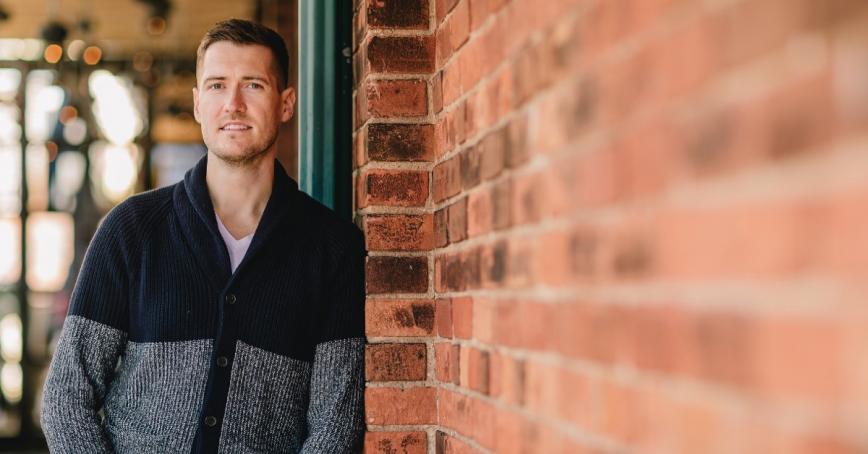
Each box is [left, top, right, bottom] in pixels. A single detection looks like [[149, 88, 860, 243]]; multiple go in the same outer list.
[[193, 41, 295, 166]]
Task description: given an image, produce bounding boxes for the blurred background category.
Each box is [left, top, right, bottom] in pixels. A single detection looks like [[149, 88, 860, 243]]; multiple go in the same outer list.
[[0, 0, 296, 450]]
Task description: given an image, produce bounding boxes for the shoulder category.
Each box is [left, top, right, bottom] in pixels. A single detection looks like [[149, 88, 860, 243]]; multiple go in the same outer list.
[[96, 185, 175, 243]]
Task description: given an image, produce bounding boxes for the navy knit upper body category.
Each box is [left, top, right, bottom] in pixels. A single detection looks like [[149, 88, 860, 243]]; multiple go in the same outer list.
[[41, 156, 367, 453]]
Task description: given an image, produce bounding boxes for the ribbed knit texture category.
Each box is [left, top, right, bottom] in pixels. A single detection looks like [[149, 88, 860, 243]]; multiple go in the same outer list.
[[41, 156, 367, 453], [104, 339, 213, 452]]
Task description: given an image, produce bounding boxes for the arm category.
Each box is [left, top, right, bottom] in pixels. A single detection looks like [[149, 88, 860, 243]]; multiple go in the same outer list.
[[300, 230, 366, 454], [41, 207, 132, 453]]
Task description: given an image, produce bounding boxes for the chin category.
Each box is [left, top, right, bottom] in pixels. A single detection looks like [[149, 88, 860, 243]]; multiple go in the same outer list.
[[210, 146, 271, 166]]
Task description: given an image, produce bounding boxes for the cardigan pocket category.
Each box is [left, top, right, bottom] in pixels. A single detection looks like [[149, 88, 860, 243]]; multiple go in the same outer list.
[[218, 341, 312, 453], [103, 339, 213, 452]]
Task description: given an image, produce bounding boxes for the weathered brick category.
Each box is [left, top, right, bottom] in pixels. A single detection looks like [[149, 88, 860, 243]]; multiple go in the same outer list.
[[451, 296, 473, 339], [365, 214, 434, 251], [366, 343, 427, 381], [363, 169, 429, 207], [367, 122, 434, 161], [368, 36, 435, 73], [436, 298, 453, 338], [459, 145, 482, 190], [366, 387, 437, 425], [364, 431, 427, 454], [467, 188, 491, 238], [479, 127, 506, 180], [432, 71, 444, 114], [366, 299, 436, 337], [434, 207, 449, 248], [435, 342, 458, 383], [434, 249, 480, 292], [432, 155, 461, 202], [367, 0, 429, 29], [367, 255, 429, 294], [366, 79, 429, 118], [446, 197, 467, 244]]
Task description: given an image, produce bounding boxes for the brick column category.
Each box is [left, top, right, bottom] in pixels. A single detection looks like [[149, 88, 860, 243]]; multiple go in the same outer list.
[[353, 1, 438, 452]]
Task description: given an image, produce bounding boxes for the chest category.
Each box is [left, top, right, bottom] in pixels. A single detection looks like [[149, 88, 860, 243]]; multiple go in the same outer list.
[[126, 226, 326, 362]]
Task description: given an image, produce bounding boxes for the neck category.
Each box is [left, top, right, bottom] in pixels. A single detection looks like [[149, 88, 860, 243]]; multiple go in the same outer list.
[[205, 151, 274, 238]]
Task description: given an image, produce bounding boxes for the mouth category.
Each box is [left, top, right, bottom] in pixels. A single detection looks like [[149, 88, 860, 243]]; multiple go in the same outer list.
[[219, 123, 252, 131]]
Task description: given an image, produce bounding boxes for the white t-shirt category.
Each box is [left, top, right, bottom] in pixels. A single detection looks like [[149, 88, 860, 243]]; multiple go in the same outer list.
[[215, 213, 254, 273]]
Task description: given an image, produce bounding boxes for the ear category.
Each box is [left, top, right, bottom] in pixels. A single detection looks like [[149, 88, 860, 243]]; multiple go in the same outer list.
[[280, 87, 295, 123], [192, 86, 201, 124]]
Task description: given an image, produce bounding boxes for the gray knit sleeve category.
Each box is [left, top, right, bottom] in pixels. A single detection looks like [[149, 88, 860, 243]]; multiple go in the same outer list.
[[41, 315, 126, 453], [299, 337, 365, 454]]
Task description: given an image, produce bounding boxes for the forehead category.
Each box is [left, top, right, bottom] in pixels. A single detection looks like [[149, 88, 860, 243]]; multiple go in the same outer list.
[[199, 42, 276, 79]]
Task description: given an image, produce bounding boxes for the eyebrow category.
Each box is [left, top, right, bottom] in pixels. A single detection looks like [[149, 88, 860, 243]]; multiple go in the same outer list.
[[202, 76, 271, 85]]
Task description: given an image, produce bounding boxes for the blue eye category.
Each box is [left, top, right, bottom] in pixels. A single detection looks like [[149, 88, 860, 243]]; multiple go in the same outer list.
[[208, 82, 224, 90]]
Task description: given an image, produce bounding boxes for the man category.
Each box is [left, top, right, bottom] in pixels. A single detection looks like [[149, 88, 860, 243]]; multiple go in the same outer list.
[[41, 19, 366, 453]]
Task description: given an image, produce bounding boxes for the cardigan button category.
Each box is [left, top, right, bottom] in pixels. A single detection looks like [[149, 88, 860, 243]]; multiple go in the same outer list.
[[225, 294, 236, 305], [204, 416, 217, 427], [216, 356, 229, 367]]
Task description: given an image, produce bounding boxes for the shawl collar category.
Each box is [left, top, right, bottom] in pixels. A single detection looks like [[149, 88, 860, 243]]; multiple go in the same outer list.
[[173, 155, 297, 290]]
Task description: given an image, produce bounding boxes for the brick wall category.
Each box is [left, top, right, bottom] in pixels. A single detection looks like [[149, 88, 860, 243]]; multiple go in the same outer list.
[[354, 0, 868, 452]]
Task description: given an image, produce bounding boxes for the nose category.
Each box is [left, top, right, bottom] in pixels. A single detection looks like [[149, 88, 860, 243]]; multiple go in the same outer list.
[[224, 85, 246, 113]]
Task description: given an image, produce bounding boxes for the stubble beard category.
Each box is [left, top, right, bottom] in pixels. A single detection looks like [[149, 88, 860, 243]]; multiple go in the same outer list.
[[208, 129, 278, 168]]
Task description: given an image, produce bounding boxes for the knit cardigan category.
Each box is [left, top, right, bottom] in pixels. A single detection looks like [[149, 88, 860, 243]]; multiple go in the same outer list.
[[41, 156, 367, 453]]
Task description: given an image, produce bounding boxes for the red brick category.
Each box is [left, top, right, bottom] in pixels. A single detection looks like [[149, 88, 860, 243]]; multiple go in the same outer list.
[[435, 249, 480, 292], [367, 0, 429, 30], [366, 343, 427, 381], [432, 155, 461, 202], [436, 103, 467, 155], [432, 71, 444, 113], [504, 114, 529, 168], [365, 214, 434, 251], [451, 296, 473, 339], [364, 431, 427, 454], [437, 389, 496, 449], [462, 347, 489, 394], [479, 240, 507, 287], [478, 128, 506, 180], [366, 387, 437, 425], [435, 342, 457, 382], [441, 64, 462, 107], [366, 300, 436, 337], [510, 170, 542, 226], [368, 36, 435, 73], [436, 298, 453, 338], [366, 255, 429, 294], [363, 169, 429, 207], [470, 297, 494, 342], [489, 352, 525, 406], [366, 79, 429, 118], [491, 178, 511, 230], [367, 123, 434, 161], [754, 316, 844, 401], [434, 207, 449, 248], [468, 0, 507, 31], [459, 146, 482, 191], [467, 189, 491, 238], [446, 197, 467, 244], [446, 0, 470, 54]]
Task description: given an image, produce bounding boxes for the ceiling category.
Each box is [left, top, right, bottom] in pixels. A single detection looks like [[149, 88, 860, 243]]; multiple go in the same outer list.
[[0, 0, 255, 59]]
